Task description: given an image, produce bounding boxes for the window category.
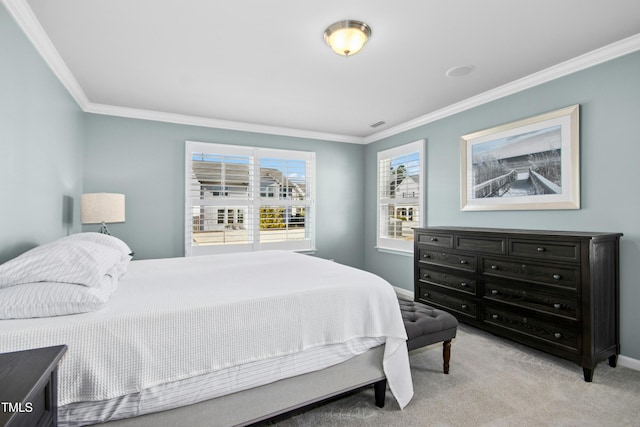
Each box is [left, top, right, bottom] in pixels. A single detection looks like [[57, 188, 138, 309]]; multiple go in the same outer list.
[[376, 140, 425, 253], [185, 141, 315, 256]]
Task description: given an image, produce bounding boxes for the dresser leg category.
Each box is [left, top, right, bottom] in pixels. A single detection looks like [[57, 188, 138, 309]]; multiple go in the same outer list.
[[443, 339, 452, 374], [374, 379, 387, 408], [583, 367, 594, 382], [608, 354, 618, 368]]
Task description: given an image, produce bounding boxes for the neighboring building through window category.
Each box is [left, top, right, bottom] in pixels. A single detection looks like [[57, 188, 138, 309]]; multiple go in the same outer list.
[[185, 141, 315, 256], [376, 140, 425, 253]]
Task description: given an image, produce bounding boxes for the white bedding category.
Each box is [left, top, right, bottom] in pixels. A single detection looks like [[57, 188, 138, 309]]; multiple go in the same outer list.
[[58, 337, 385, 426], [0, 251, 413, 410]]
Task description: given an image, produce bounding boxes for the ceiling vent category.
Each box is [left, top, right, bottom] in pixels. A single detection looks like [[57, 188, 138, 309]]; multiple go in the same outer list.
[[370, 120, 386, 128], [446, 65, 475, 77]]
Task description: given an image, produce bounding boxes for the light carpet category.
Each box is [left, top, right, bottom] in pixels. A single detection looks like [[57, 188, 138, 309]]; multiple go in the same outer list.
[[264, 324, 640, 426]]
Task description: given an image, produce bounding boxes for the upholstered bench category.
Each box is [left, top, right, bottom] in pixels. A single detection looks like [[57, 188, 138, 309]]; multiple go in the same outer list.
[[398, 294, 459, 374]]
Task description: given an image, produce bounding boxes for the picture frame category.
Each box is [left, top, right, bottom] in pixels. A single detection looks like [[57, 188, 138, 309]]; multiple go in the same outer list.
[[460, 104, 580, 211]]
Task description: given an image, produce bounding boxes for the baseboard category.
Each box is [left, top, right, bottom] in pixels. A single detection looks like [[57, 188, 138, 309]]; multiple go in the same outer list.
[[391, 285, 640, 372], [618, 355, 640, 371], [393, 286, 414, 299]]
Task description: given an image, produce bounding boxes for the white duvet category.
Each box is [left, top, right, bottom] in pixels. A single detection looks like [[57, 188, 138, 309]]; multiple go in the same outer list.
[[0, 251, 413, 408]]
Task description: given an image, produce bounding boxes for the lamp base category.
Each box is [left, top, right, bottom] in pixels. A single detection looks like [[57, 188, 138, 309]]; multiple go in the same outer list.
[[98, 222, 112, 235]]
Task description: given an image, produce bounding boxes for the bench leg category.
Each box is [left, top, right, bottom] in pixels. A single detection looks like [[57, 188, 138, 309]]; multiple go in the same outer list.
[[443, 339, 452, 374], [374, 379, 387, 407]]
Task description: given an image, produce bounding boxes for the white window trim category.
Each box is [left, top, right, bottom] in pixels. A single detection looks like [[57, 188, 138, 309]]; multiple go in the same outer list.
[[185, 141, 316, 256], [376, 140, 425, 253]]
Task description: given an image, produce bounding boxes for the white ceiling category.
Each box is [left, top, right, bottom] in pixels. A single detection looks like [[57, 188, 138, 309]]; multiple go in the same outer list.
[[7, 0, 640, 143]]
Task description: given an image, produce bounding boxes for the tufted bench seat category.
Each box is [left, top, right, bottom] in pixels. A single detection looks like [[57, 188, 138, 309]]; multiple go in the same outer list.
[[398, 294, 459, 374]]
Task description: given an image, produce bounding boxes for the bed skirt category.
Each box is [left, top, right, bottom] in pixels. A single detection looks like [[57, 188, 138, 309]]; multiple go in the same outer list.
[[60, 338, 386, 427]]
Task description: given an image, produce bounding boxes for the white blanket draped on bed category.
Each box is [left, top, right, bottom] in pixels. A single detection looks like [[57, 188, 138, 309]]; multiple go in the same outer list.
[[0, 251, 413, 409]]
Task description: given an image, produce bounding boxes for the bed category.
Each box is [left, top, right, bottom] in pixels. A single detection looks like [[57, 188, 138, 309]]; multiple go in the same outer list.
[[0, 233, 413, 426]]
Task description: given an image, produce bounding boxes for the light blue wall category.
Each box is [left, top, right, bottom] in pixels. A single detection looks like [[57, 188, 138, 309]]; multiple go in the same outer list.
[[0, 4, 84, 264], [3, 0, 639, 360], [82, 114, 366, 268], [364, 51, 640, 359]]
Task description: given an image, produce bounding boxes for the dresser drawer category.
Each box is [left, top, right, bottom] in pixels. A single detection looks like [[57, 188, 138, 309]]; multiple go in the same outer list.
[[482, 258, 579, 290], [418, 267, 476, 294], [483, 281, 578, 320], [418, 248, 476, 272], [456, 235, 506, 254], [417, 285, 477, 319], [483, 307, 578, 351], [416, 232, 453, 249], [509, 239, 580, 262]]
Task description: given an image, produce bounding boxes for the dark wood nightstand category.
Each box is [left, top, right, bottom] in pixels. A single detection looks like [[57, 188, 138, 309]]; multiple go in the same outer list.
[[0, 345, 67, 427]]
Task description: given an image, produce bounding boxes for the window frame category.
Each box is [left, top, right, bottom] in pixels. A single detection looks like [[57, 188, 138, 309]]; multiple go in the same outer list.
[[185, 141, 316, 256], [376, 139, 425, 255]]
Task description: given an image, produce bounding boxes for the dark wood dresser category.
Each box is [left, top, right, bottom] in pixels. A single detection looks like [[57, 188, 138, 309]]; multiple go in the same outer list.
[[413, 227, 622, 381], [0, 345, 67, 427]]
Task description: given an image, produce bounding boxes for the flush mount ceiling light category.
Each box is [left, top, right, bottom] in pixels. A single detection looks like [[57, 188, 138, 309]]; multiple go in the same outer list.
[[323, 20, 372, 57]]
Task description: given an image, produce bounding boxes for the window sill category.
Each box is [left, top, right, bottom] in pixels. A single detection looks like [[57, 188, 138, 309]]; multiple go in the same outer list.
[[375, 246, 413, 257]]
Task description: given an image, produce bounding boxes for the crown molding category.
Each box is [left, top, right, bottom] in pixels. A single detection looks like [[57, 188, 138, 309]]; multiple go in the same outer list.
[[84, 103, 366, 144], [2, 0, 90, 108], [364, 32, 640, 144], [5, 0, 639, 146]]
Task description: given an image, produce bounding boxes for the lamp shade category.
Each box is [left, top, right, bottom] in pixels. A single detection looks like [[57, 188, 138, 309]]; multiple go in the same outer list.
[[324, 20, 371, 56], [81, 193, 125, 224]]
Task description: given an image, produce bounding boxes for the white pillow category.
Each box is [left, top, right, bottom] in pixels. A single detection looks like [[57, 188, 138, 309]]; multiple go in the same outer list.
[[61, 233, 133, 278], [0, 276, 117, 319], [61, 232, 133, 259], [0, 239, 122, 289]]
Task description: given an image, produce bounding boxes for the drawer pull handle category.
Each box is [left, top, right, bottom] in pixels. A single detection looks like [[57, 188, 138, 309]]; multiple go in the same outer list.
[[460, 282, 468, 287], [553, 274, 561, 280], [423, 254, 430, 258], [553, 303, 561, 309], [423, 273, 430, 278], [430, 237, 438, 242], [537, 247, 545, 252], [491, 289, 499, 295], [491, 265, 498, 270], [460, 260, 467, 264], [554, 332, 562, 339], [491, 314, 499, 320], [461, 304, 468, 309]]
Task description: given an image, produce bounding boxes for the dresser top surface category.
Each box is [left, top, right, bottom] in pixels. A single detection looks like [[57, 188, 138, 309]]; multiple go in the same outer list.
[[414, 227, 622, 239]]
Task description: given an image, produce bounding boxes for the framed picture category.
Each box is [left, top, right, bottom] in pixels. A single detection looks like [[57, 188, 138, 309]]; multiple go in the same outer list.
[[460, 104, 579, 211]]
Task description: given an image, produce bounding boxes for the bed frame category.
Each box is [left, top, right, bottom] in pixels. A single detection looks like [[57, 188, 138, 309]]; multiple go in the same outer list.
[[98, 346, 386, 427]]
